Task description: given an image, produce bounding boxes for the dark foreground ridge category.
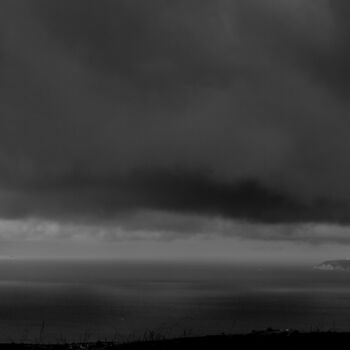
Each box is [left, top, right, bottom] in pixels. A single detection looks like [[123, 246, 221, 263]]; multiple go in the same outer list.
[[2, 330, 350, 350]]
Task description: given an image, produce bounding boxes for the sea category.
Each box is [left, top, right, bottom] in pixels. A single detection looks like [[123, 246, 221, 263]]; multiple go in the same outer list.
[[0, 259, 349, 343]]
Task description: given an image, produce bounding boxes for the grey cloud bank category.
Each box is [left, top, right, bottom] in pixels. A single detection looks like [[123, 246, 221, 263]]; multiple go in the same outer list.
[[0, 0, 350, 240]]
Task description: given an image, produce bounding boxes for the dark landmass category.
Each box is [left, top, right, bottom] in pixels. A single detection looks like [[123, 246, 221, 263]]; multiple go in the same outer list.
[[314, 259, 350, 270], [3, 331, 350, 350]]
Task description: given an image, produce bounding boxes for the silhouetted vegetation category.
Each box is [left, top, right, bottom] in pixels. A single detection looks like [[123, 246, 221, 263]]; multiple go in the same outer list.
[[2, 330, 350, 350]]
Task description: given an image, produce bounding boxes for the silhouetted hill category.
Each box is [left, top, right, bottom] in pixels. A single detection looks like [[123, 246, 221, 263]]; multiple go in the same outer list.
[[3, 331, 350, 350]]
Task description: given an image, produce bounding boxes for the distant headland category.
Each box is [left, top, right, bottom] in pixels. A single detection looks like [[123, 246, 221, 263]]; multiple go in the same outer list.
[[314, 260, 350, 271]]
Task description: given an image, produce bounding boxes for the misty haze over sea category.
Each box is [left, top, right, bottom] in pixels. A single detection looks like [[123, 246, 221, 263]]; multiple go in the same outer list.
[[0, 259, 349, 343]]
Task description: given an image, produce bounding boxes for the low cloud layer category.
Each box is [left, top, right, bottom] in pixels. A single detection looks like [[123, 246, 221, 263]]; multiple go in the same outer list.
[[1, 211, 349, 246], [0, 1, 350, 243]]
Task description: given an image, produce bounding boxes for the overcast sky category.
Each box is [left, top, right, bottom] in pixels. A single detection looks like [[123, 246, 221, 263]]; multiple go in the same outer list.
[[0, 0, 349, 261]]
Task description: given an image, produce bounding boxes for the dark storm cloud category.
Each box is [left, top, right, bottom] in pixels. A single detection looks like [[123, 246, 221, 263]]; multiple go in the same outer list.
[[307, 1, 350, 94], [0, 0, 349, 231], [17, 171, 348, 224]]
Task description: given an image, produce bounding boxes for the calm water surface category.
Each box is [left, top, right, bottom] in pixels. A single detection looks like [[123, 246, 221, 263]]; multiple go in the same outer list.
[[0, 260, 349, 342]]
